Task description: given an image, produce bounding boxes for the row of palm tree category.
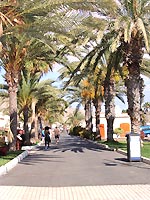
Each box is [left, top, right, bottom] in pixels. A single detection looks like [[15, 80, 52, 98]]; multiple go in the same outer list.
[[0, 0, 76, 149], [57, 50, 124, 138], [0, 68, 67, 143], [54, 0, 150, 141], [18, 70, 66, 144], [1, 0, 150, 148]]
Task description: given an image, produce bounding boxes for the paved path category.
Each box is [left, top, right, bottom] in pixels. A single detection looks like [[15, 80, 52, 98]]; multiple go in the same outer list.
[[0, 134, 150, 199]]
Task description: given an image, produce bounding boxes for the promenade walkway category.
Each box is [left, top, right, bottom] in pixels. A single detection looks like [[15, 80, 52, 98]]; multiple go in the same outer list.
[[0, 134, 150, 200]]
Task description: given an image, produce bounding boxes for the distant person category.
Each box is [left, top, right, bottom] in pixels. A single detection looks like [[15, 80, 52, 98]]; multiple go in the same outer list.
[[54, 126, 60, 144], [44, 126, 51, 149]]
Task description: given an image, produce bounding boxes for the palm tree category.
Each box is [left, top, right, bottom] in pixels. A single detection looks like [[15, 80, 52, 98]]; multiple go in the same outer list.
[[41, 97, 68, 125], [0, 34, 29, 149], [19, 74, 60, 144], [28, 0, 150, 139], [58, 60, 94, 133], [2, 0, 150, 146], [0, 0, 75, 149], [0, 1, 24, 38], [96, 0, 150, 134], [104, 59, 117, 141], [57, 33, 120, 140], [0, 34, 61, 148], [65, 111, 84, 127], [0, 28, 70, 149], [0, 0, 82, 138], [18, 71, 41, 144], [81, 79, 94, 133], [61, 0, 150, 135]]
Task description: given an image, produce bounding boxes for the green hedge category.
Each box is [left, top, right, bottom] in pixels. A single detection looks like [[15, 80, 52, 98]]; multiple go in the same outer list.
[[69, 126, 92, 139]]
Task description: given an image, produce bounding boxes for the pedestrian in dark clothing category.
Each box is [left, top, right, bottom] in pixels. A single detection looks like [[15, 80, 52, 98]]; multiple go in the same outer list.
[[44, 126, 51, 149]]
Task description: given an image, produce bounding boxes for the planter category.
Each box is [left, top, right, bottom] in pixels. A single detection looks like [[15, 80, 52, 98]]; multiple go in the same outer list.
[[0, 146, 8, 156]]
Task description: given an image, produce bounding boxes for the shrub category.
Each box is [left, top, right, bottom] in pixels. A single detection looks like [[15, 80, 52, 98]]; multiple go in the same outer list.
[[79, 129, 92, 139], [69, 125, 93, 140], [73, 126, 84, 136], [114, 128, 124, 136], [69, 126, 81, 136], [114, 128, 123, 135]]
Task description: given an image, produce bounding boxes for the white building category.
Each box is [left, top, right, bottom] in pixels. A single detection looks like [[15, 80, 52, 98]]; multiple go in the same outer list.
[[99, 112, 131, 139]]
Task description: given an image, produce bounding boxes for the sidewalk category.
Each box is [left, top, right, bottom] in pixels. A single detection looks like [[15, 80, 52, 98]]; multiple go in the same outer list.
[[0, 184, 150, 200], [0, 135, 150, 200]]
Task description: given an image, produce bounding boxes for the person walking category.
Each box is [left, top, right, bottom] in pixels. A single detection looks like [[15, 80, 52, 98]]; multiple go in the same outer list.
[[54, 126, 60, 144], [44, 126, 51, 149]]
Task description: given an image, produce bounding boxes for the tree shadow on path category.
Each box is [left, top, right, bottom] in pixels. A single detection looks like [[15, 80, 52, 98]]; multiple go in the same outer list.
[[45, 135, 105, 154]]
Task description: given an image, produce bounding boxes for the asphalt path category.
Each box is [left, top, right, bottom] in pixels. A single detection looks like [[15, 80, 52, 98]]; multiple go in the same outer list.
[[0, 133, 150, 187]]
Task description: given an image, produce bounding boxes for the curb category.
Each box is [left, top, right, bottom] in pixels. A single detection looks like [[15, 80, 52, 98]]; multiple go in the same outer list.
[[0, 142, 43, 176], [108, 145, 150, 165], [0, 150, 29, 176], [141, 157, 150, 164], [117, 148, 150, 164], [86, 138, 150, 165]]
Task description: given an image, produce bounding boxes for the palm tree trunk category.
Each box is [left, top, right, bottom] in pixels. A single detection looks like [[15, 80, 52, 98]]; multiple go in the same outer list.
[[139, 78, 145, 124], [85, 99, 92, 132], [93, 98, 102, 137], [9, 87, 18, 150], [23, 106, 30, 145], [38, 115, 43, 133], [126, 74, 140, 133], [104, 78, 115, 141], [34, 114, 38, 141], [125, 72, 141, 133], [30, 100, 38, 141], [123, 35, 144, 134]]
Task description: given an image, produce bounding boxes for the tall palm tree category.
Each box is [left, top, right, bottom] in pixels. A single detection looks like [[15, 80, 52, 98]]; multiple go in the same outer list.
[[0, 30, 69, 149], [0, 34, 59, 148], [35, 81, 68, 127], [81, 79, 94, 132], [0, 0, 75, 149], [61, 0, 150, 135], [59, 60, 94, 133], [18, 70, 64, 144], [2, 0, 150, 146], [104, 56, 117, 141], [62, 0, 150, 136], [0, 34, 28, 149], [0, 0, 110, 148], [18, 71, 41, 144], [0, 1, 24, 38], [107, 0, 150, 134]]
